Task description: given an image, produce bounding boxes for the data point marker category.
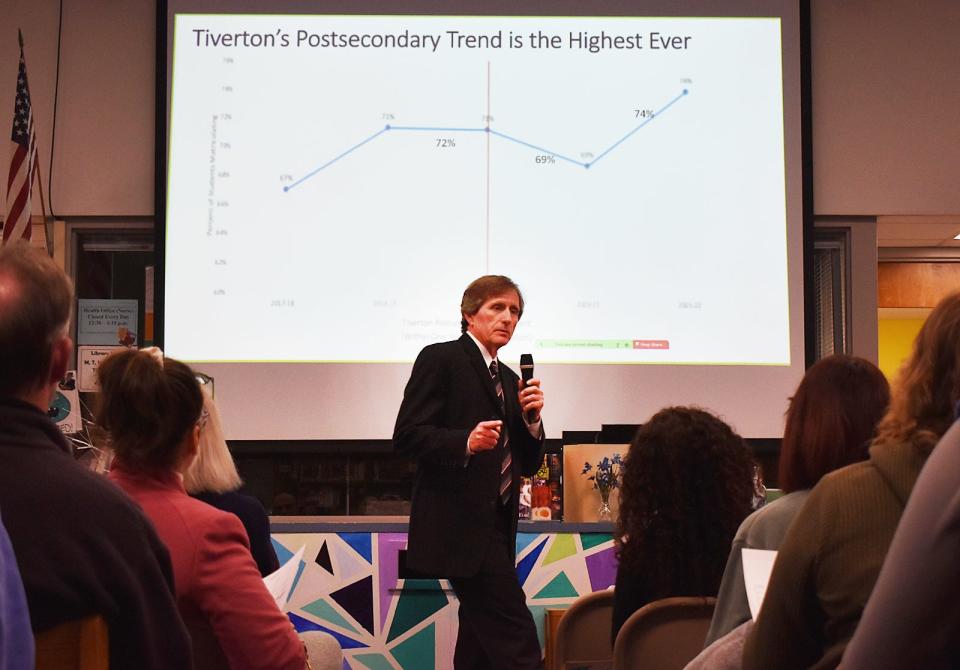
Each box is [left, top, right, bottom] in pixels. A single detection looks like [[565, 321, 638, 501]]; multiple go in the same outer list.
[[385, 124, 391, 130]]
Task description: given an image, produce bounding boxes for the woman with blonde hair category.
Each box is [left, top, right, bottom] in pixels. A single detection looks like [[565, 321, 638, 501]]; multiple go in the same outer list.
[[185, 383, 279, 576], [743, 291, 960, 669]]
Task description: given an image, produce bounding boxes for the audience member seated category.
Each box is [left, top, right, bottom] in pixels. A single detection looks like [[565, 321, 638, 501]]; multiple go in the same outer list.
[[612, 406, 756, 645], [743, 291, 960, 670], [184, 382, 280, 577], [97, 348, 307, 670], [0, 511, 32, 670], [0, 243, 190, 669], [842, 409, 960, 668], [703, 355, 889, 646], [686, 621, 753, 670]]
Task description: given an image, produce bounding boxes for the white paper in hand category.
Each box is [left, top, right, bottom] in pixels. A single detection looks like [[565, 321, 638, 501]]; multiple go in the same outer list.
[[742, 548, 778, 620], [263, 546, 305, 610]]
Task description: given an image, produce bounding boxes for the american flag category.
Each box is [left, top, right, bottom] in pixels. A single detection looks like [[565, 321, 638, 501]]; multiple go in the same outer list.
[[3, 31, 38, 245]]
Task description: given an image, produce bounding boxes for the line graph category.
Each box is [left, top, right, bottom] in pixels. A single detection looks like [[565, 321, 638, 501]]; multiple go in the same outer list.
[[165, 14, 792, 367], [283, 88, 689, 192]]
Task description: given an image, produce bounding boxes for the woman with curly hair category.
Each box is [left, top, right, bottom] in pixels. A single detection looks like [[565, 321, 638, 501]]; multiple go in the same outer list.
[[611, 406, 756, 644], [744, 291, 960, 669]]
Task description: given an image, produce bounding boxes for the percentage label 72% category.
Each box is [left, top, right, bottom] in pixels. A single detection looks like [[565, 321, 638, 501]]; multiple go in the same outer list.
[[436, 138, 456, 148]]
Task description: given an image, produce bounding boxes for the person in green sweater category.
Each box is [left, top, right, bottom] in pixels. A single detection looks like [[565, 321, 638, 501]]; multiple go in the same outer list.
[[703, 355, 889, 648], [742, 291, 960, 670]]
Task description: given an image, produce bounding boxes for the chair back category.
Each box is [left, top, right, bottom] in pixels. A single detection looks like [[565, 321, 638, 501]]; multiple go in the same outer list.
[[612, 596, 716, 670], [35, 615, 109, 670], [183, 610, 231, 670], [552, 589, 615, 670]]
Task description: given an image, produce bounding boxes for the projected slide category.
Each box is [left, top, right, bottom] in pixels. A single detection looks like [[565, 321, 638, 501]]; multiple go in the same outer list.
[[165, 14, 789, 364]]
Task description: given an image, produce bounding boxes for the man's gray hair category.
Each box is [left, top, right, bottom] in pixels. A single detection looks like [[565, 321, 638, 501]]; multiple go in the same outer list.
[[0, 242, 73, 397]]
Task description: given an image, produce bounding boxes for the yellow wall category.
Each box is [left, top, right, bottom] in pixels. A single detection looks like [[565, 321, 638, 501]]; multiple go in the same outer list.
[[877, 318, 925, 383]]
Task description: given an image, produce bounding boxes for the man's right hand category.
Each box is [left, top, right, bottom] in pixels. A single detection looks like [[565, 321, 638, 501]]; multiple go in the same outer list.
[[468, 420, 502, 454]]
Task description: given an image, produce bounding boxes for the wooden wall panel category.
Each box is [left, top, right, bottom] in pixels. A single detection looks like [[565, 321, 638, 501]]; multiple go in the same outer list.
[[878, 263, 960, 308]]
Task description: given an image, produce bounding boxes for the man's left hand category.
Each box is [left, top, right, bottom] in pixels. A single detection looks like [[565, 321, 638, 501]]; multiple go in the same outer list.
[[517, 378, 544, 423]]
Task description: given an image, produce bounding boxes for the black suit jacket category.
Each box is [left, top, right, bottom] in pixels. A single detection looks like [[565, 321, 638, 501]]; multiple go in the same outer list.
[[394, 334, 545, 578]]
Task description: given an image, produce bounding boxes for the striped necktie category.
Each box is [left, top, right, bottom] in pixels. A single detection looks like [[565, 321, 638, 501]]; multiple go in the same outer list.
[[490, 360, 512, 505]]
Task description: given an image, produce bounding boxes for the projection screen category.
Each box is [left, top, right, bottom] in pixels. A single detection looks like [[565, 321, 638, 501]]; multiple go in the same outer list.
[[159, 1, 809, 440]]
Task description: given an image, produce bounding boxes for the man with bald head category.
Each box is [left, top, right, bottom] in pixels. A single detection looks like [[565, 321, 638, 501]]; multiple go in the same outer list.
[[0, 242, 190, 669]]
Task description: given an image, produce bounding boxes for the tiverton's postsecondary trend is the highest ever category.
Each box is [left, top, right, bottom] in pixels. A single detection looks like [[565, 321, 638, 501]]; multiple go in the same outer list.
[[282, 88, 689, 193]]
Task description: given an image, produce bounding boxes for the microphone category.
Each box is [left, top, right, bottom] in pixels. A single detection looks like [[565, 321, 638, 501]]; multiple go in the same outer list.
[[520, 354, 536, 422]]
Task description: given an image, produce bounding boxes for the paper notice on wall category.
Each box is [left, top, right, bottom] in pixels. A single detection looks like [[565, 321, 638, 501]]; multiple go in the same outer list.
[[50, 371, 80, 433], [77, 299, 138, 346], [742, 548, 778, 620], [263, 546, 305, 611], [78, 346, 134, 392]]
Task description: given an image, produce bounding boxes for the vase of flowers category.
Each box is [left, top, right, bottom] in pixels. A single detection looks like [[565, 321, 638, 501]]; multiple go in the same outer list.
[[581, 454, 623, 521]]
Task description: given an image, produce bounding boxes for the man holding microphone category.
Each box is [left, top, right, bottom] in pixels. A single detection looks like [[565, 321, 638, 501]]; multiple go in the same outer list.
[[394, 275, 545, 669]]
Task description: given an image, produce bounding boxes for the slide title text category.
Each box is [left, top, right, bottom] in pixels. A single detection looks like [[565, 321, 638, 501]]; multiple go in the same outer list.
[[191, 28, 693, 53]]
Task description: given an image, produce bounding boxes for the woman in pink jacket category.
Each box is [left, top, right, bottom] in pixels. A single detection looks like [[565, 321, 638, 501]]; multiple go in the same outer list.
[[97, 347, 306, 670]]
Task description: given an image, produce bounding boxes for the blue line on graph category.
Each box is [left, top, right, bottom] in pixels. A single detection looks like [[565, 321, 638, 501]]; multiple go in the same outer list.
[[591, 89, 689, 167], [390, 126, 486, 132], [284, 127, 389, 192], [283, 89, 688, 191], [487, 130, 584, 167]]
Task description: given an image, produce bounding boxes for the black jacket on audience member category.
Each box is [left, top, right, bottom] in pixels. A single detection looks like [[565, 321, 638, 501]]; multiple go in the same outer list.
[[193, 490, 280, 577], [0, 398, 191, 670]]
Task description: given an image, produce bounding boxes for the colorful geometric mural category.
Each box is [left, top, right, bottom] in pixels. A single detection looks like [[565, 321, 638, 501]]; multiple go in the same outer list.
[[273, 531, 616, 670]]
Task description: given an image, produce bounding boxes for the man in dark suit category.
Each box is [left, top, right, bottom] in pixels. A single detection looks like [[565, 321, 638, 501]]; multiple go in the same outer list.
[[394, 275, 546, 669]]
